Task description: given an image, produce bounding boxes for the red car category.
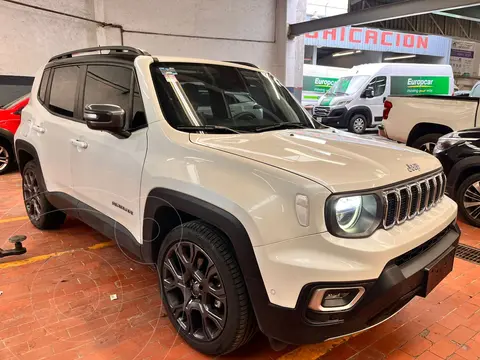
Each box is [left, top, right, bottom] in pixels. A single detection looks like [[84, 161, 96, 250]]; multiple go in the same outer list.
[[0, 94, 29, 175]]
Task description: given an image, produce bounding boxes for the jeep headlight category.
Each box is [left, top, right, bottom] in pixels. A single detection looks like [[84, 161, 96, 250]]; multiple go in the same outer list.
[[326, 194, 383, 238], [433, 132, 476, 155]]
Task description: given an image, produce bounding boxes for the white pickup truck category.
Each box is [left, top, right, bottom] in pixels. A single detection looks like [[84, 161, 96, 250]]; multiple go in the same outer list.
[[380, 95, 480, 152]]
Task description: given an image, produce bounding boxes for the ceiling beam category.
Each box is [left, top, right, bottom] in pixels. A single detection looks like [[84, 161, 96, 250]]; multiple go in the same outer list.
[[289, 0, 480, 37]]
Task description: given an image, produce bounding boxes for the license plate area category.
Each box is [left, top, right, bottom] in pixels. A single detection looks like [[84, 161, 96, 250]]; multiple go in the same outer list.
[[424, 246, 456, 296]]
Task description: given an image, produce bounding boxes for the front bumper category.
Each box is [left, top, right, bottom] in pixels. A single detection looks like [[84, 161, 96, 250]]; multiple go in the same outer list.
[[253, 222, 460, 344], [313, 106, 349, 128]]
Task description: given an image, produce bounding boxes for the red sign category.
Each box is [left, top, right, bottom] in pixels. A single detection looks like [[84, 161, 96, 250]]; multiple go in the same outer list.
[[305, 27, 429, 50]]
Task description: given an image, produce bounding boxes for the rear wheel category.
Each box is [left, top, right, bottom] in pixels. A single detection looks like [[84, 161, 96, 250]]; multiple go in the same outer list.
[[158, 220, 256, 355], [22, 160, 66, 229], [0, 139, 15, 175], [348, 114, 367, 134], [457, 174, 480, 228], [412, 134, 442, 154]]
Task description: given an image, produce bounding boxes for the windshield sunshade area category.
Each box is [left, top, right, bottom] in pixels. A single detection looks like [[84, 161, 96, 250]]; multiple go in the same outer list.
[[151, 63, 318, 133], [327, 76, 369, 96]]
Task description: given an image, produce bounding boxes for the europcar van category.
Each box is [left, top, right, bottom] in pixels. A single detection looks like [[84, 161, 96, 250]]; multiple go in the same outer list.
[[302, 64, 349, 110], [313, 63, 454, 134]]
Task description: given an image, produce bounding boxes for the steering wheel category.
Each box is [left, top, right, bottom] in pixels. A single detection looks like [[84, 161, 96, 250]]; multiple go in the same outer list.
[[232, 112, 257, 123]]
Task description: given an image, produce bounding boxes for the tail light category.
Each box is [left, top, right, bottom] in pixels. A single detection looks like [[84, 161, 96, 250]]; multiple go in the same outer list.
[[383, 100, 393, 120]]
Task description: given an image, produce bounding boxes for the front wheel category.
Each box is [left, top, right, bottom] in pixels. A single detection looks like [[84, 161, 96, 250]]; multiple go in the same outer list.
[[348, 114, 367, 134], [158, 220, 257, 355], [412, 134, 442, 154], [457, 174, 480, 227]]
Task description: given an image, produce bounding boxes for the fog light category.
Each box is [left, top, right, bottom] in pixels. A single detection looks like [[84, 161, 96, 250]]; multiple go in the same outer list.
[[308, 287, 365, 312]]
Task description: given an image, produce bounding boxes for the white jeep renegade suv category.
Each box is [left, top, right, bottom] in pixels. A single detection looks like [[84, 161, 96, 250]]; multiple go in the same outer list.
[[15, 46, 460, 355]]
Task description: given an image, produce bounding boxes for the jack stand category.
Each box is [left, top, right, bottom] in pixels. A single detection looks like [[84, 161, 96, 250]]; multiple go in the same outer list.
[[0, 235, 27, 258]]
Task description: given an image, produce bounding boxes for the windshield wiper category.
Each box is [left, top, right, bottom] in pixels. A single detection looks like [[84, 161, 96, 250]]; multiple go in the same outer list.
[[176, 125, 241, 134], [255, 122, 309, 132]]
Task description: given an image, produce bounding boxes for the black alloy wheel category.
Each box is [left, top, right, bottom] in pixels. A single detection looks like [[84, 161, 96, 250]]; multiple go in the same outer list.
[[23, 167, 42, 222], [162, 241, 227, 341]]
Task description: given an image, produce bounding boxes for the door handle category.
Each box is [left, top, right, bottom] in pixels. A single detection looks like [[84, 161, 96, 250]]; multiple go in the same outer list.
[[32, 125, 45, 134], [70, 139, 88, 149]]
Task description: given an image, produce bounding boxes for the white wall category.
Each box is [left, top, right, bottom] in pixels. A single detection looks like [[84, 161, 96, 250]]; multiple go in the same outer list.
[[0, 0, 285, 79], [306, 0, 348, 18]]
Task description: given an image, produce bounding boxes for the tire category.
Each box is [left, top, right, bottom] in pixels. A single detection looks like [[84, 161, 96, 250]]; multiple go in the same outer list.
[[412, 134, 442, 154], [0, 139, 15, 175], [456, 174, 480, 227], [22, 160, 66, 230], [157, 220, 257, 355], [348, 114, 367, 134]]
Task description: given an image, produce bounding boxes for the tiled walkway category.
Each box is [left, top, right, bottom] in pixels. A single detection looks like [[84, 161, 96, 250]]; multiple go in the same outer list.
[[1, 172, 480, 360]]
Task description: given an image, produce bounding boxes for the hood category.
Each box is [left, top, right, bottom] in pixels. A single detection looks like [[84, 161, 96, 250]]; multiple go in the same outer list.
[[190, 128, 442, 193], [319, 94, 353, 107]]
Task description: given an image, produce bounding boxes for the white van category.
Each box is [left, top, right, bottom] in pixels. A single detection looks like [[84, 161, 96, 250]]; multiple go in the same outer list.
[[302, 64, 349, 110], [313, 63, 454, 134]]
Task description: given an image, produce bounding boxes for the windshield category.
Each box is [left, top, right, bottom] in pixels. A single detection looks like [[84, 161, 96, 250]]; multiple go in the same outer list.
[[327, 76, 369, 96], [151, 63, 319, 133], [1, 93, 29, 109]]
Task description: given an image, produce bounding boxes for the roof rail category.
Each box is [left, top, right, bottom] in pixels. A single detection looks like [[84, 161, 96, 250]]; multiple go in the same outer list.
[[225, 61, 259, 68], [49, 46, 150, 62]]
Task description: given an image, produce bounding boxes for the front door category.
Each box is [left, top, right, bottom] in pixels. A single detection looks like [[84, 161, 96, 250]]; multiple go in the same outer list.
[[364, 76, 387, 125], [70, 64, 148, 243]]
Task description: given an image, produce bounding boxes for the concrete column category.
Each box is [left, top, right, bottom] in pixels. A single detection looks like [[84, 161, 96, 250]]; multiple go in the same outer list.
[[285, 0, 307, 101], [93, 0, 122, 46]]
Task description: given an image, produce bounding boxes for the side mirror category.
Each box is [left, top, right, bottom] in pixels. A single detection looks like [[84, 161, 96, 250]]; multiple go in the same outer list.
[[84, 104, 125, 132], [13, 106, 25, 116], [364, 88, 375, 98]]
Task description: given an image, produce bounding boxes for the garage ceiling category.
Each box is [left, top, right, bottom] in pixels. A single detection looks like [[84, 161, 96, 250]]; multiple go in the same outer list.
[[290, 0, 480, 36]]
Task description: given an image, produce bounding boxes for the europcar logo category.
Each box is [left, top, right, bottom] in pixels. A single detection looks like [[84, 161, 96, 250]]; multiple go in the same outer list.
[[315, 78, 336, 88], [407, 78, 434, 89]]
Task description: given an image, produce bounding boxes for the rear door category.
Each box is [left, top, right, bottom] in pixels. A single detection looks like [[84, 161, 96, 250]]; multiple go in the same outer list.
[[69, 64, 148, 241], [33, 65, 83, 195], [364, 76, 387, 125]]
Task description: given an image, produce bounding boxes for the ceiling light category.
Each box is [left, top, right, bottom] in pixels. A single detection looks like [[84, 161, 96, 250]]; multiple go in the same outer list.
[[384, 54, 417, 61], [333, 50, 362, 58]]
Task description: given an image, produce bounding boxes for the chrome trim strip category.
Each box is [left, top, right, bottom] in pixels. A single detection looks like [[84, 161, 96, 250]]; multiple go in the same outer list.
[[383, 191, 397, 230], [418, 181, 425, 215], [425, 180, 432, 211], [308, 287, 366, 312], [394, 190, 402, 224], [397, 187, 409, 224], [431, 176, 438, 205]]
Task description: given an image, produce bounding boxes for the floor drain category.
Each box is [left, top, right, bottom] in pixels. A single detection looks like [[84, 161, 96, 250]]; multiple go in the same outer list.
[[456, 244, 480, 265]]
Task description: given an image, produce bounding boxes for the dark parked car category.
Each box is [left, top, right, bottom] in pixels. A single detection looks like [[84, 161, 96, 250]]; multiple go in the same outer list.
[[434, 128, 480, 227]]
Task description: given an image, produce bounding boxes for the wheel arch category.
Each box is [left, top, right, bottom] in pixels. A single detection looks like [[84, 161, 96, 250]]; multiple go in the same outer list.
[[15, 139, 39, 174], [407, 123, 453, 146], [0, 129, 15, 162], [345, 106, 373, 126], [141, 188, 272, 332], [447, 156, 480, 197]]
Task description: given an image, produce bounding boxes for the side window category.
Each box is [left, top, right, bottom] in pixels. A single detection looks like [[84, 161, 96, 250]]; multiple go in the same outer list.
[[38, 68, 50, 104], [84, 65, 132, 118], [366, 76, 387, 97], [471, 85, 480, 98], [131, 79, 147, 130], [49, 66, 80, 118]]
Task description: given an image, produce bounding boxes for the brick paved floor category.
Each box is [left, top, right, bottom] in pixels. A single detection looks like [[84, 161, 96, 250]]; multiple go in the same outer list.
[[1, 172, 480, 360]]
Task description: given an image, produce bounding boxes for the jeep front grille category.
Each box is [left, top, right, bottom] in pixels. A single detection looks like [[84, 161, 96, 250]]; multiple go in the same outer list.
[[383, 173, 446, 230]]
